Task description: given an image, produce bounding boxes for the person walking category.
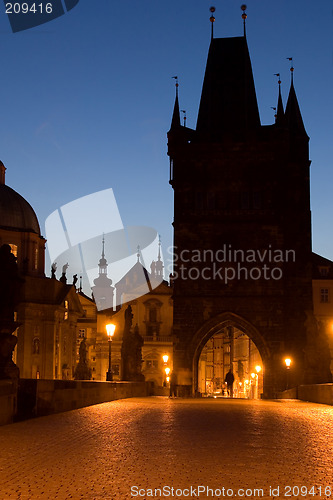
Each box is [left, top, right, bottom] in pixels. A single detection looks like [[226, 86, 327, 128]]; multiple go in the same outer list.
[[225, 369, 234, 398], [169, 371, 178, 398]]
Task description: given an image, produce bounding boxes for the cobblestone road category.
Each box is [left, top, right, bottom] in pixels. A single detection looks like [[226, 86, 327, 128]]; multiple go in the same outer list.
[[1, 398, 333, 500]]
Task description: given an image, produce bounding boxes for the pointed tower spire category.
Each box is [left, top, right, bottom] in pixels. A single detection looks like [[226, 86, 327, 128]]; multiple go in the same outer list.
[[196, 35, 260, 138], [92, 237, 114, 311], [155, 235, 164, 278], [274, 74, 285, 126], [285, 65, 307, 137], [170, 76, 181, 129]]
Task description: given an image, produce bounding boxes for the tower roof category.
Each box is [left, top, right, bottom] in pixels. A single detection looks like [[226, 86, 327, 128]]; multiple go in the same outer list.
[[170, 88, 181, 130], [196, 36, 260, 139], [285, 81, 308, 137], [0, 162, 41, 235], [275, 82, 285, 127]]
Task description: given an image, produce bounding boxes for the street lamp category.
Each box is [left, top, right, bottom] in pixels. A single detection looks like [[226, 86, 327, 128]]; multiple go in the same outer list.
[[285, 358, 292, 368], [163, 354, 169, 364], [284, 357, 292, 389], [106, 323, 116, 381]]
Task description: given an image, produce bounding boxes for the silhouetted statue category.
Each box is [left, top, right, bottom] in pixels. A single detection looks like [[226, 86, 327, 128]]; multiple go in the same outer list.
[[74, 338, 92, 380], [51, 262, 57, 279], [59, 262, 68, 284], [0, 244, 22, 381], [73, 274, 78, 287], [121, 306, 144, 382]]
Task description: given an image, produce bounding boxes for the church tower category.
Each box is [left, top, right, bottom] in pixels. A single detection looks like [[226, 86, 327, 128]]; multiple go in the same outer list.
[[168, 8, 331, 397], [91, 236, 114, 311]]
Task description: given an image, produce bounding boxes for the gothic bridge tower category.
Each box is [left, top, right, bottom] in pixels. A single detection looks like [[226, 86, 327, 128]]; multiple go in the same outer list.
[[168, 8, 331, 397]]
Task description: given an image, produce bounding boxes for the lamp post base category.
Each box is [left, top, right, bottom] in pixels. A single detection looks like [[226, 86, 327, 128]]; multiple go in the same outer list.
[[106, 371, 113, 381]]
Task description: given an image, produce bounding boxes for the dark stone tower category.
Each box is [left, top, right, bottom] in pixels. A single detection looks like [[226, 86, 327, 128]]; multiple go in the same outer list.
[[168, 14, 331, 397]]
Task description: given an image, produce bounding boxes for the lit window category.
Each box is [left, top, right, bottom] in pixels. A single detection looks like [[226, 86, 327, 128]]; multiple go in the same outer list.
[[34, 247, 38, 270], [64, 300, 69, 320], [320, 288, 329, 303]]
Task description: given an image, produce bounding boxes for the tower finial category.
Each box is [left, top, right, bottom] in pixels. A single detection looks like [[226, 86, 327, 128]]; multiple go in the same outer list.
[[137, 245, 141, 263], [241, 4, 247, 37], [210, 7, 215, 41], [287, 57, 294, 82], [102, 233, 105, 259]]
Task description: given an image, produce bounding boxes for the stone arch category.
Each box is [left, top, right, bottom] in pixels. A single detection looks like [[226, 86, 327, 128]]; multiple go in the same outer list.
[[190, 312, 271, 395]]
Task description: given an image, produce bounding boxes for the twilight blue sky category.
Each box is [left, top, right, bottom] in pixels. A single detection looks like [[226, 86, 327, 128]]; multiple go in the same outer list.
[[0, 0, 333, 281]]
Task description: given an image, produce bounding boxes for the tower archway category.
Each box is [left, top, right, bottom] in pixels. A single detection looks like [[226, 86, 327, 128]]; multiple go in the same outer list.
[[190, 313, 272, 397]]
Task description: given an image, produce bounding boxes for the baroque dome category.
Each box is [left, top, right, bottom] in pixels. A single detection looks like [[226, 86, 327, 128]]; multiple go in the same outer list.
[[0, 162, 41, 235]]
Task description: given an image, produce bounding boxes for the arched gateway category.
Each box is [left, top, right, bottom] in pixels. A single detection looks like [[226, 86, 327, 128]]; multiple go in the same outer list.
[[191, 313, 270, 398], [167, 10, 332, 397]]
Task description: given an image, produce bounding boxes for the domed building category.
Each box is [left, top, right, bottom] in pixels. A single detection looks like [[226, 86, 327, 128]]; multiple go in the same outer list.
[[0, 161, 45, 277], [1, 161, 83, 380]]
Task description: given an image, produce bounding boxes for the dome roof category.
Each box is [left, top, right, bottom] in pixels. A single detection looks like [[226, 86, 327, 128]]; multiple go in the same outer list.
[[0, 183, 41, 235]]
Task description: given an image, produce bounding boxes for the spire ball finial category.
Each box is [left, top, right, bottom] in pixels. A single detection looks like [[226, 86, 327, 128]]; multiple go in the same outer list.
[[209, 6, 215, 40], [241, 5, 247, 36]]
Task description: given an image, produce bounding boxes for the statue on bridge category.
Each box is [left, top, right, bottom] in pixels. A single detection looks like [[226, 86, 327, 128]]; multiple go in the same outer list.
[[121, 305, 144, 382], [74, 338, 92, 380]]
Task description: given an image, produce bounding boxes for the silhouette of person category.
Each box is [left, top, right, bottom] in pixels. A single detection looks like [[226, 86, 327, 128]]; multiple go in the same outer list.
[[225, 369, 234, 398], [169, 371, 178, 398]]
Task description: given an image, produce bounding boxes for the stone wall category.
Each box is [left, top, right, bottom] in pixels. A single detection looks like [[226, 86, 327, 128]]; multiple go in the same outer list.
[[17, 379, 149, 420], [298, 384, 333, 405], [0, 380, 17, 426], [278, 384, 333, 405]]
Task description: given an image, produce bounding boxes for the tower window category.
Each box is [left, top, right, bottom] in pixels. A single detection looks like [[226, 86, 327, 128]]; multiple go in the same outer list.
[[320, 288, 329, 303], [34, 247, 39, 270]]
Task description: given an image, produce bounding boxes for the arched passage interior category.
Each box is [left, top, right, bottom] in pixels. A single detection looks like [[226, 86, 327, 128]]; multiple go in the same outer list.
[[191, 313, 270, 398]]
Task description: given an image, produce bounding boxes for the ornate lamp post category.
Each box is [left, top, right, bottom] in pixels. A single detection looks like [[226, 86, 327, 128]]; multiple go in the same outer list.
[[106, 323, 116, 381]]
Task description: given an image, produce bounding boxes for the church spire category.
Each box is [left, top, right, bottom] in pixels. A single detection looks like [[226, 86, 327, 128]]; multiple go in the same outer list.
[[274, 74, 285, 126], [92, 237, 114, 311], [285, 65, 307, 137], [170, 77, 181, 129]]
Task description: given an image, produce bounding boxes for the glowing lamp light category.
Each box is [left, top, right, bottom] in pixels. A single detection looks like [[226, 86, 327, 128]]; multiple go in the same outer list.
[[166, 376, 170, 383], [165, 367, 171, 376], [285, 358, 292, 369], [251, 373, 255, 379], [162, 354, 169, 364], [255, 365, 261, 373], [106, 323, 116, 338]]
